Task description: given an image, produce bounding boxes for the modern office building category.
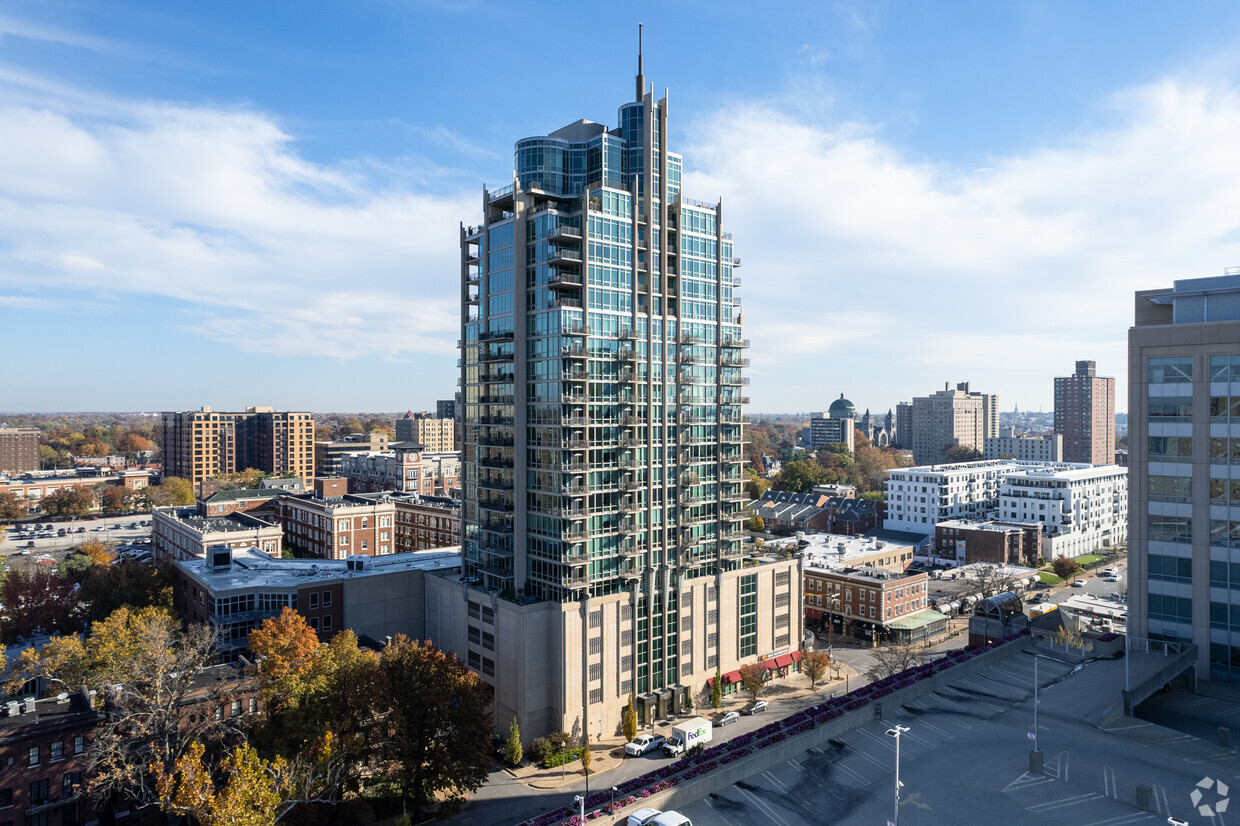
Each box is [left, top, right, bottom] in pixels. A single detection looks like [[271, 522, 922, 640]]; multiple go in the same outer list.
[[984, 426, 1063, 462], [909, 382, 998, 465], [0, 426, 39, 475], [1055, 360, 1116, 464], [445, 51, 799, 740], [1129, 270, 1240, 683], [161, 407, 315, 486]]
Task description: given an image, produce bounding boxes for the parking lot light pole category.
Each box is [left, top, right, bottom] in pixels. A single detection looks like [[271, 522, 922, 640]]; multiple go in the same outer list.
[[573, 794, 584, 824], [610, 785, 617, 815], [886, 725, 909, 825]]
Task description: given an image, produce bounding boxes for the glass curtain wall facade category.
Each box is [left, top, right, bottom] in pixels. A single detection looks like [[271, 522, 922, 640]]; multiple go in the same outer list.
[[458, 79, 747, 700]]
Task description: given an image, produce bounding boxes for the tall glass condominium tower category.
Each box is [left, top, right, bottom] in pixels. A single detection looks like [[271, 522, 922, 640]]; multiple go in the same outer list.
[[451, 56, 800, 739]]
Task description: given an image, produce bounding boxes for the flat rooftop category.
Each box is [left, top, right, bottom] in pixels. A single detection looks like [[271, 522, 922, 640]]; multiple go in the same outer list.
[[801, 532, 915, 570], [177, 546, 462, 592], [160, 507, 275, 533]]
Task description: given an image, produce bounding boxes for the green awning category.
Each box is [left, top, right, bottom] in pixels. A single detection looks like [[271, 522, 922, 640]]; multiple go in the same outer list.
[[886, 609, 948, 630]]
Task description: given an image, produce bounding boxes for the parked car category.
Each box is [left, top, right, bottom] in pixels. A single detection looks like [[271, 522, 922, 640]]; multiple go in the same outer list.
[[626, 809, 663, 826], [624, 734, 666, 757], [1031, 593, 1049, 603], [742, 700, 768, 715], [1104, 575, 1120, 582], [1072, 579, 1086, 587], [712, 711, 740, 727]]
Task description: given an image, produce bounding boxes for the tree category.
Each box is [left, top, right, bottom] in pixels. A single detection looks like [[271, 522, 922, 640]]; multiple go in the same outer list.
[[622, 693, 638, 741], [0, 567, 80, 643], [155, 741, 290, 826], [249, 607, 322, 689], [962, 563, 1021, 599], [579, 735, 592, 775], [505, 718, 523, 767], [738, 662, 767, 702], [710, 670, 722, 709], [865, 640, 928, 682], [213, 469, 268, 491], [41, 486, 95, 517], [746, 513, 765, 532], [76, 558, 173, 624], [368, 637, 493, 820], [149, 477, 195, 507], [801, 648, 831, 690], [0, 490, 25, 521], [774, 459, 829, 494], [944, 445, 983, 463], [1052, 555, 1083, 581], [98, 485, 130, 514]]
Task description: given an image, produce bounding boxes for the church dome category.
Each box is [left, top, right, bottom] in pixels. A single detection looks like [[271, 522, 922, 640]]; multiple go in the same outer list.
[[828, 393, 856, 419]]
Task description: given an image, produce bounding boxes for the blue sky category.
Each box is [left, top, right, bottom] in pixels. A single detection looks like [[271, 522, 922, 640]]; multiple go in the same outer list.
[[3, 2, 1240, 415]]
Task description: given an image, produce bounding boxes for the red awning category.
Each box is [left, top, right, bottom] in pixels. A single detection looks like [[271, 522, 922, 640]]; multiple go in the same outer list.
[[791, 650, 804, 662], [774, 653, 795, 669], [723, 670, 742, 685], [764, 658, 779, 671]]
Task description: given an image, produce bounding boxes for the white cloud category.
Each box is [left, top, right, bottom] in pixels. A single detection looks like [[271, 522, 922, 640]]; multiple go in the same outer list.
[[0, 88, 476, 361], [684, 77, 1240, 411]]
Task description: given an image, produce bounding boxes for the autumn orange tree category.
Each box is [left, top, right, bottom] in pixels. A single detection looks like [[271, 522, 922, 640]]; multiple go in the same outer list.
[[154, 741, 290, 826]]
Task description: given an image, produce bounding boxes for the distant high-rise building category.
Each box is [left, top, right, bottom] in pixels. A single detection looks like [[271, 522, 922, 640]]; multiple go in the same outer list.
[[809, 394, 856, 452], [0, 426, 39, 475], [1054, 360, 1116, 464], [436, 399, 456, 420], [161, 407, 315, 486], [909, 382, 998, 464], [395, 411, 456, 452], [431, 48, 801, 740], [1130, 270, 1240, 684], [894, 402, 913, 450], [314, 432, 389, 477]]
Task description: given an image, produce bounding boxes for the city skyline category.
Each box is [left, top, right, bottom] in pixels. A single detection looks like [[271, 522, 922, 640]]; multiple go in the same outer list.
[[4, 2, 1240, 412]]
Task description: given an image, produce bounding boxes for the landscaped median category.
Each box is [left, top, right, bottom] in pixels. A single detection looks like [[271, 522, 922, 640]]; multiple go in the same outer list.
[[517, 629, 1033, 826]]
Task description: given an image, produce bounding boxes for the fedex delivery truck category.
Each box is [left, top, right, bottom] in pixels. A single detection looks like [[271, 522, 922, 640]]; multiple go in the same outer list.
[[663, 717, 712, 756]]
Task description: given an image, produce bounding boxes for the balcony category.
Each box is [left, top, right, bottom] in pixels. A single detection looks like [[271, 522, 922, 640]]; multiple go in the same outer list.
[[565, 548, 590, 565], [621, 478, 643, 492], [618, 348, 638, 362], [618, 497, 639, 513], [480, 329, 515, 342], [618, 454, 643, 470], [562, 573, 589, 590], [477, 476, 514, 491], [549, 272, 583, 290], [618, 368, 638, 383], [562, 343, 588, 359], [679, 332, 700, 345], [720, 374, 750, 386], [548, 249, 583, 268], [481, 520, 513, 535], [479, 415, 514, 426], [564, 321, 588, 337], [477, 456, 514, 469], [562, 368, 588, 382], [479, 350, 514, 363], [478, 498, 514, 513], [558, 507, 588, 519], [481, 370, 514, 383], [466, 289, 480, 305], [619, 327, 639, 341], [477, 434, 514, 447], [678, 352, 701, 365], [562, 438, 589, 450], [564, 527, 589, 541], [549, 221, 582, 242], [722, 336, 750, 349], [465, 271, 481, 286], [561, 416, 588, 427]]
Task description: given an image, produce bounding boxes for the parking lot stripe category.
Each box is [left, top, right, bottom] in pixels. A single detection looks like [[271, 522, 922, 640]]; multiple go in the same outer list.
[[1103, 765, 1116, 798], [704, 796, 742, 826], [1026, 792, 1103, 812], [1078, 812, 1158, 826], [736, 783, 789, 825], [836, 763, 871, 786], [1002, 771, 1057, 793], [1152, 784, 1169, 816], [761, 771, 790, 793]]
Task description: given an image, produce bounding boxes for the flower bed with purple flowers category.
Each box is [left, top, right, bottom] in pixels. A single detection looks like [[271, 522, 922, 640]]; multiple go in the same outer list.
[[517, 629, 1029, 826]]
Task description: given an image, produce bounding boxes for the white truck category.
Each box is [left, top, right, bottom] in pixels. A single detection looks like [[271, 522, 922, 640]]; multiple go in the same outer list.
[[662, 717, 713, 756]]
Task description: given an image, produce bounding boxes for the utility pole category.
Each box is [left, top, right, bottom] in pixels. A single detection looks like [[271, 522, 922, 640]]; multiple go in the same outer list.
[[885, 724, 909, 825]]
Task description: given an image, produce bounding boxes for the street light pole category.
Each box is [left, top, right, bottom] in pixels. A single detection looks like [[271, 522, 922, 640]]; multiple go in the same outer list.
[[610, 785, 617, 815], [886, 724, 909, 825], [573, 794, 584, 825], [1033, 657, 1040, 754]]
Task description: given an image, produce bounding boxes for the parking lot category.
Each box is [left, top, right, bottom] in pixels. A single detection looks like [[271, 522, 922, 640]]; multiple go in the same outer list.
[[2, 515, 153, 565], [679, 644, 1229, 825]]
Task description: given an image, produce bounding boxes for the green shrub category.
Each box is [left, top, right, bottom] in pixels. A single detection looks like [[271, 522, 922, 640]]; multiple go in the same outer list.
[[542, 747, 584, 768], [530, 736, 554, 765]]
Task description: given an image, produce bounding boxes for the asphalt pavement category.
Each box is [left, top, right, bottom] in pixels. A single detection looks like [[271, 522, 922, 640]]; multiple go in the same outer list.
[[2, 515, 152, 565]]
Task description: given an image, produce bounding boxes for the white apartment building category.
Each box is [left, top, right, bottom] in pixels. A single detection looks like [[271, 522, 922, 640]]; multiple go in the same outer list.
[[984, 427, 1063, 462], [996, 464, 1128, 558], [152, 506, 284, 563], [884, 460, 1031, 535]]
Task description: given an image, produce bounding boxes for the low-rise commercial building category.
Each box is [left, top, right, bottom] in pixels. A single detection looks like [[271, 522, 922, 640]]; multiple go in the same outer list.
[[0, 469, 151, 514], [803, 560, 940, 645], [152, 506, 283, 563], [173, 545, 461, 657]]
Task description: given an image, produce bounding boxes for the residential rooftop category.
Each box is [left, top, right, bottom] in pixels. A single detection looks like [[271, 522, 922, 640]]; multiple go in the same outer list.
[[176, 546, 463, 592]]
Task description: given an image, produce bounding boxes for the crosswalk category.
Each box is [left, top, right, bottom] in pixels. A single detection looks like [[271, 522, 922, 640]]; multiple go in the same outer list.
[[677, 652, 1180, 825]]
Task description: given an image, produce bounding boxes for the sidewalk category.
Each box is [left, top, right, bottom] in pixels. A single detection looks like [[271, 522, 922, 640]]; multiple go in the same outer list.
[[504, 657, 863, 792]]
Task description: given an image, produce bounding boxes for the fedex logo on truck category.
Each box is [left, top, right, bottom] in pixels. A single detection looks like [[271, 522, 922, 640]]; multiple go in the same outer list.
[[685, 724, 708, 745]]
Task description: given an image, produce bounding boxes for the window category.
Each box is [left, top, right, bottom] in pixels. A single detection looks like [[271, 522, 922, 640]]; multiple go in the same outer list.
[[360, 540, 368, 550], [231, 700, 242, 717], [322, 591, 332, 607], [589, 688, 603, 704], [1149, 357, 1193, 384], [309, 617, 320, 630], [50, 741, 63, 761], [73, 736, 84, 755], [482, 631, 495, 650], [28, 747, 39, 766], [589, 637, 602, 655], [589, 610, 603, 629], [0, 787, 11, 806], [249, 698, 258, 714], [361, 517, 368, 529], [339, 535, 348, 546], [588, 663, 602, 682], [29, 779, 48, 805], [309, 593, 319, 610]]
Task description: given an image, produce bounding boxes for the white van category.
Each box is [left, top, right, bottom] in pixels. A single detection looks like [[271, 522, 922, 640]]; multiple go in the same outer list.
[[650, 813, 693, 826], [627, 809, 662, 826]]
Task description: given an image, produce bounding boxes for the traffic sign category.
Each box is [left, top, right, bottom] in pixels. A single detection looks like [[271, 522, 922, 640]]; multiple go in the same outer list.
[[1027, 731, 1037, 741]]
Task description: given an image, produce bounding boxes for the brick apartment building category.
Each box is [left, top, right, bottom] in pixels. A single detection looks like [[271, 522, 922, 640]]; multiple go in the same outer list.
[[340, 444, 461, 497], [803, 564, 941, 645], [273, 479, 397, 559], [383, 493, 461, 551], [0, 692, 98, 826], [0, 427, 39, 476], [161, 406, 315, 487], [935, 519, 1043, 567]]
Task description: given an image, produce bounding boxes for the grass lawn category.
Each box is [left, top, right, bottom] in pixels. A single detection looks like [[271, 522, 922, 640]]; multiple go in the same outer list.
[[1039, 571, 1063, 585], [1074, 554, 1104, 566]]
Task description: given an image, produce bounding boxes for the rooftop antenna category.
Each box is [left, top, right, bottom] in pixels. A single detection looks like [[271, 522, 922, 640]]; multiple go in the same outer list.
[[636, 23, 645, 102]]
